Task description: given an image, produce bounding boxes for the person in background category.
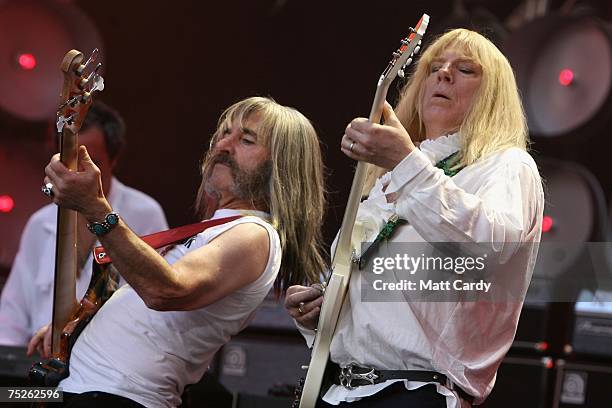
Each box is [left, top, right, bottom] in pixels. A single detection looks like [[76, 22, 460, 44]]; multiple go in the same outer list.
[[0, 101, 168, 346]]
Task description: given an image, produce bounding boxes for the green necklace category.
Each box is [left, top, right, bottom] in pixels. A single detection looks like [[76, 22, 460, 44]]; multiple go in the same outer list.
[[357, 151, 463, 269], [435, 151, 464, 177], [358, 214, 406, 269]]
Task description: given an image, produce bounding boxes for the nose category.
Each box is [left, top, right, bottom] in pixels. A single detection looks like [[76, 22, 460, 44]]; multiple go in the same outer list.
[[436, 63, 452, 83], [213, 132, 237, 154]]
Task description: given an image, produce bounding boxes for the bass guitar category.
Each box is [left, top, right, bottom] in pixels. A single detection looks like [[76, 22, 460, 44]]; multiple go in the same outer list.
[[30, 48, 107, 386], [296, 14, 429, 407]]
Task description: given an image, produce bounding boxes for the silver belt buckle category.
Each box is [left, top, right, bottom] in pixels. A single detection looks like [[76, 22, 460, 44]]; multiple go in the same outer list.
[[339, 363, 379, 390]]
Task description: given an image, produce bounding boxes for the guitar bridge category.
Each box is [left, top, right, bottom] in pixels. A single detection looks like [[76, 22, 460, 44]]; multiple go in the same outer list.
[[29, 358, 68, 386]]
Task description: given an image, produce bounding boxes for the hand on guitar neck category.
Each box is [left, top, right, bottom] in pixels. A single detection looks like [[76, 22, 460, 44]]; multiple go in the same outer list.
[[285, 284, 324, 330], [341, 102, 416, 170], [45, 145, 113, 223]]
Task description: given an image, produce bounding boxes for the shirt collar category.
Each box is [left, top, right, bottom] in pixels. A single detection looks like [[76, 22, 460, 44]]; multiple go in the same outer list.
[[211, 208, 271, 222], [418, 132, 463, 165]]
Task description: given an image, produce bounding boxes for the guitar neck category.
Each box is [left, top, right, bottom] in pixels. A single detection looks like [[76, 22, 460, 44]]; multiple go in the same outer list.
[[51, 127, 80, 357], [332, 82, 391, 266], [59, 127, 79, 169]]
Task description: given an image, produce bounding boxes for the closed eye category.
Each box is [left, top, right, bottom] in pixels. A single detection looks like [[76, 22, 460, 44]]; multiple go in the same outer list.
[[240, 126, 258, 145]]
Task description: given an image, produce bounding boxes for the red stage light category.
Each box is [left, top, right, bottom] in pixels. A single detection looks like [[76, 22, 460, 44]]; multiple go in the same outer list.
[[17, 53, 37, 70], [542, 215, 554, 232], [558, 68, 574, 86], [0, 195, 15, 213]]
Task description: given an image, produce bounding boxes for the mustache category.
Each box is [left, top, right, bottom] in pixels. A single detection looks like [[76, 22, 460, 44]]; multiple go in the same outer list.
[[211, 152, 237, 169], [203, 152, 238, 178]]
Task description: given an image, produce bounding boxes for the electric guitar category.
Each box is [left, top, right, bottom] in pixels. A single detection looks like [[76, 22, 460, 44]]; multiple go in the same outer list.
[[29, 48, 106, 386], [296, 14, 429, 407]]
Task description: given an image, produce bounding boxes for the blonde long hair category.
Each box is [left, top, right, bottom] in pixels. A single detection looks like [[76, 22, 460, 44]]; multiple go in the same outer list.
[[365, 29, 528, 191], [196, 97, 327, 291]]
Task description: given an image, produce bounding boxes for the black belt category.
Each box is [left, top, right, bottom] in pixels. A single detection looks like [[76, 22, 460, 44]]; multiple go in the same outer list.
[[329, 362, 474, 404]]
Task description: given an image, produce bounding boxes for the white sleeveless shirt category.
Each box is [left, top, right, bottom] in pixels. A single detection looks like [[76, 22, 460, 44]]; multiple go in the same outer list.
[[60, 209, 281, 407]]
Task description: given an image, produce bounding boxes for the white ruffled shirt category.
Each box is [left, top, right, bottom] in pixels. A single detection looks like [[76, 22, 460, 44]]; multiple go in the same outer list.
[[300, 133, 544, 407]]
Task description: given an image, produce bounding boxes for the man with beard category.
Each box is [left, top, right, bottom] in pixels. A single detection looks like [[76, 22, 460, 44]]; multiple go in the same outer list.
[[29, 97, 327, 408]]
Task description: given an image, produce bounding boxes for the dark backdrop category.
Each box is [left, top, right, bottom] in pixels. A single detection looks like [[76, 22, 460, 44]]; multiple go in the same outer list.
[[1, 0, 612, 268]]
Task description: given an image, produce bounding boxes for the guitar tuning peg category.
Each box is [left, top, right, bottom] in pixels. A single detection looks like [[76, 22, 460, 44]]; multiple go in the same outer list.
[[56, 116, 66, 133], [93, 62, 103, 75], [56, 113, 74, 133], [405, 57, 413, 66], [414, 46, 421, 55], [58, 96, 79, 111], [79, 64, 104, 91], [89, 74, 105, 93], [76, 48, 100, 76], [398, 69, 405, 78]]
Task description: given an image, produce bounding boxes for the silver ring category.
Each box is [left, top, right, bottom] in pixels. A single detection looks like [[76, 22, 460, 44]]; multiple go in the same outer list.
[[349, 141, 355, 153], [298, 301, 305, 314], [41, 182, 54, 198]]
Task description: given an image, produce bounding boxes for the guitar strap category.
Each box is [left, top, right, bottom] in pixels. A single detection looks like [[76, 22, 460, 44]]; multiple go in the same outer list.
[[93, 215, 243, 264]]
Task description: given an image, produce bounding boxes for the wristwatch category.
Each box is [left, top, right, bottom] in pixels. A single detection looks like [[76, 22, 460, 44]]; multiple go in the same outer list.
[[87, 212, 120, 236]]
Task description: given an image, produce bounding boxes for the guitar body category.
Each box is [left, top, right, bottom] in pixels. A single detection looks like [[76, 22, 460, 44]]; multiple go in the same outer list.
[[299, 271, 346, 407], [297, 15, 429, 407], [29, 262, 119, 386]]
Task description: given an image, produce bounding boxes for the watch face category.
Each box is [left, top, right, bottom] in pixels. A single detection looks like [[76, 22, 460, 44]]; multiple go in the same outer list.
[[91, 223, 108, 235], [106, 213, 119, 226]]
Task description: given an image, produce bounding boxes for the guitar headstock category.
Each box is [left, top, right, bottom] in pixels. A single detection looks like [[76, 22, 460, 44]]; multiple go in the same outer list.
[[379, 14, 429, 86], [56, 48, 104, 134]]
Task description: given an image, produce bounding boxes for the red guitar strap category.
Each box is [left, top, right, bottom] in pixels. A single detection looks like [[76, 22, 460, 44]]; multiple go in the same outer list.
[[93, 215, 243, 265]]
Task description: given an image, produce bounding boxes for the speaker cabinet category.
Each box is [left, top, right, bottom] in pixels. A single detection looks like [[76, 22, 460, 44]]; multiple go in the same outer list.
[[481, 356, 553, 408], [553, 359, 612, 407], [217, 332, 310, 401]]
